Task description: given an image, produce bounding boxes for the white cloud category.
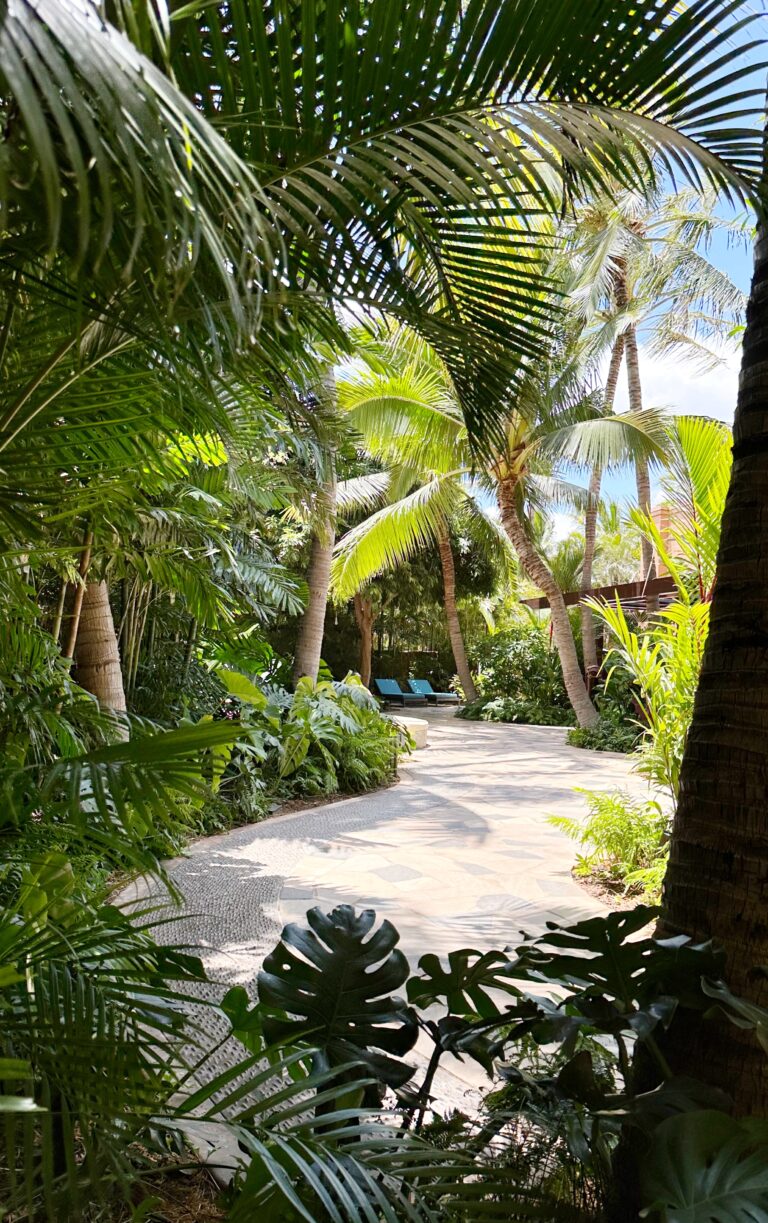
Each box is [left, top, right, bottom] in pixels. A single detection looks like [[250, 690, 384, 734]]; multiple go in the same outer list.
[[611, 344, 741, 423]]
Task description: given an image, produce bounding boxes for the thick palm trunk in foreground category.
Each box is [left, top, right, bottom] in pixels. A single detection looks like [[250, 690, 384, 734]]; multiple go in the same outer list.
[[73, 581, 127, 713], [581, 335, 626, 673], [498, 479, 597, 729], [293, 473, 337, 686], [436, 529, 477, 703], [353, 593, 374, 687], [658, 207, 768, 1115]]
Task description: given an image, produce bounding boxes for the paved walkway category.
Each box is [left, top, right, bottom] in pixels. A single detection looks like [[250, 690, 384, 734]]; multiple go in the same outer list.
[[154, 710, 636, 984], [130, 711, 638, 1113]]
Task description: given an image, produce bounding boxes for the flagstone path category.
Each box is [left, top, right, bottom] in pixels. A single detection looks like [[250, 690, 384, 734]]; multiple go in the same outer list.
[[148, 708, 637, 981], [129, 709, 639, 1120]]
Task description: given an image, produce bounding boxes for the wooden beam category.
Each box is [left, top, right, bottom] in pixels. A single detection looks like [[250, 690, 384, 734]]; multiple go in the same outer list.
[[520, 574, 678, 611]]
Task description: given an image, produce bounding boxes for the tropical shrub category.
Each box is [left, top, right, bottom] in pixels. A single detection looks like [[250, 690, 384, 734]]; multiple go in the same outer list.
[[211, 671, 401, 816], [589, 599, 710, 805], [201, 901, 744, 1221], [457, 622, 575, 724], [474, 623, 571, 707], [467, 694, 575, 726], [549, 788, 670, 899], [567, 718, 641, 753]]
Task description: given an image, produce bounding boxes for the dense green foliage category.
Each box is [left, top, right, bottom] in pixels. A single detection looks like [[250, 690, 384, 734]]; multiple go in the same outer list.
[[0, 0, 764, 1217], [567, 671, 644, 753], [207, 901, 768, 1220], [550, 789, 670, 899], [458, 622, 575, 725]]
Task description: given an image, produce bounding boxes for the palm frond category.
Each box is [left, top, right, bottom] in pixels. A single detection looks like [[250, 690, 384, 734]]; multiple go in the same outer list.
[[537, 407, 669, 471], [335, 472, 392, 515], [168, 0, 765, 442], [331, 477, 464, 600], [1, 0, 283, 328]]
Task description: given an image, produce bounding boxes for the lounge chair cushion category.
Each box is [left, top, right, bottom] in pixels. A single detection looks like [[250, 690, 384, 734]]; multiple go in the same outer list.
[[408, 679, 459, 702], [374, 678, 427, 704]]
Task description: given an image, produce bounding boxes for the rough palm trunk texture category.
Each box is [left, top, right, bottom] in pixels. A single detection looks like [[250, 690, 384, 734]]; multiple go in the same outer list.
[[498, 479, 597, 728], [73, 581, 127, 712], [353, 594, 374, 687], [293, 474, 337, 686], [437, 529, 477, 702], [624, 324, 656, 584], [659, 205, 768, 1115], [581, 335, 626, 673]]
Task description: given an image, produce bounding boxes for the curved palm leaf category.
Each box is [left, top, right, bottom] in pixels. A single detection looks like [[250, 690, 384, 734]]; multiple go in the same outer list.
[[166, 0, 765, 440], [331, 475, 464, 600], [0, 0, 282, 327], [339, 366, 468, 474], [537, 407, 669, 471]]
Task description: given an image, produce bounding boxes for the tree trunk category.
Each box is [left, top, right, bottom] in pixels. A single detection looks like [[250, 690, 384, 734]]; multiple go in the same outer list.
[[498, 478, 598, 728], [581, 335, 626, 673], [624, 323, 656, 584], [293, 471, 337, 686], [581, 465, 602, 677], [73, 581, 127, 713], [658, 199, 768, 1115], [353, 594, 374, 687], [436, 528, 477, 702], [61, 527, 93, 661]]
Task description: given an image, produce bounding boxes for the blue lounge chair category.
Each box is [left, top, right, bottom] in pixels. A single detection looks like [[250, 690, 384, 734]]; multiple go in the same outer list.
[[373, 678, 427, 706], [408, 679, 459, 705]]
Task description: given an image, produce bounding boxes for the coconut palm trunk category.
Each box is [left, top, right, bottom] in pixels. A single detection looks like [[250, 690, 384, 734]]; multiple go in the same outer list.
[[580, 334, 626, 673], [498, 478, 597, 729], [293, 470, 338, 686], [436, 528, 477, 703], [353, 593, 374, 687], [624, 323, 656, 584], [73, 581, 127, 713], [658, 197, 768, 1115]]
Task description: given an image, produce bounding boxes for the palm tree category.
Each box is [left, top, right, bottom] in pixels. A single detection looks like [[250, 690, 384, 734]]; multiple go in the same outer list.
[[491, 336, 668, 726], [566, 186, 747, 662], [332, 338, 663, 723], [659, 397, 768, 1112], [331, 359, 492, 701], [292, 464, 339, 686]]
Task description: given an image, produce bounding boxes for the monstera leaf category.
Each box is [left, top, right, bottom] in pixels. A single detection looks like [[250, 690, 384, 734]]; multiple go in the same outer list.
[[509, 907, 721, 1025], [408, 948, 521, 1018], [641, 1110, 768, 1222], [257, 906, 417, 1087]]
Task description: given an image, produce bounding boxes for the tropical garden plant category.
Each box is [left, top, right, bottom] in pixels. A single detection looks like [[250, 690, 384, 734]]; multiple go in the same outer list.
[[1, 0, 767, 1214], [333, 328, 665, 725], [558, 417, 732, 904]]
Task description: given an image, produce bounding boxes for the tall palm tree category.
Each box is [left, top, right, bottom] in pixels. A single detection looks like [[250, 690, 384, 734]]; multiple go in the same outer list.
[[331, 360, 493, 701], [566, 186, 747, 662], [332, 340, 663, 723], [658, 370, 768, 1113]]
